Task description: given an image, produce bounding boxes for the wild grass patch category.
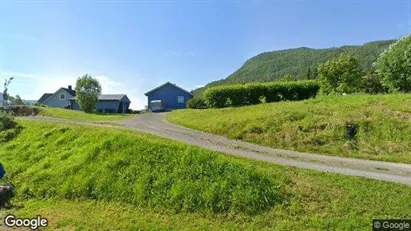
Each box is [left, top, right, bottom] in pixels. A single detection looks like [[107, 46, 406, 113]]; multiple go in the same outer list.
[[0, 121, 410, 230], [1, 121, 282, 215], [168, 93, 411, 163]]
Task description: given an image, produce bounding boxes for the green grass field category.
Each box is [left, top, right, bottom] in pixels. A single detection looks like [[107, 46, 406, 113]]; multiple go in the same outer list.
[[0, 121, 410, 230], [36, 107, 133, 120], [168, 93, 411, 164]]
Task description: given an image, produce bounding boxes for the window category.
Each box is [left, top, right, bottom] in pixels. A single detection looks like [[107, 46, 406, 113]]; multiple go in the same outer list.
[[60, 94, 66, 100], [177, 96, 184, 103]]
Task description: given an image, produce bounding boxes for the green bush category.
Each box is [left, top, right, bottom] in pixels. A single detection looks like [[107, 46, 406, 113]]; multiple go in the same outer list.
[[245, 83, 267, 104], [375, 35, 411, 92], [0, 111, 21, 142], [204, 87, 229, 108], [187, 97, 208, 109], [361, 69, 387, 94], [265, 83, 282, 103], [0, 112, 17, 132], [204, 80, 319, 108], [10, 106, 40, 116], [317, 54, 363, 94], [226, 85, 248, 106]]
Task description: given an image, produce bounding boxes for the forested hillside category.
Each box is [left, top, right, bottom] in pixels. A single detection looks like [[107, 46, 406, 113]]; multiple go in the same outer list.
[[194, 40, 393, 95]]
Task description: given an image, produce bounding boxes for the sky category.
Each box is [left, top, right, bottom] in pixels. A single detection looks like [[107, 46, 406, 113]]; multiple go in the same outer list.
[[0, 0, 410, 109]]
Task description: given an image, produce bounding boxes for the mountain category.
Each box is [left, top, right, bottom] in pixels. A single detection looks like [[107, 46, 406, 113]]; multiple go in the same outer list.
[[194, 40, 394, 95]]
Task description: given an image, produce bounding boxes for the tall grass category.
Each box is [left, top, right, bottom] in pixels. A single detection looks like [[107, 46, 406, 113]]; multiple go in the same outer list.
[[167, 93, 411, 163], [1, 120, 411, 230], [1, 121, 281, 214]]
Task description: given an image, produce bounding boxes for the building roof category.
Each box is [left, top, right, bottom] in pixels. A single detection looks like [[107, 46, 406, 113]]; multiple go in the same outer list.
[[144, 82, 193, 96], [38, 86, 76, 105], [69, 94, 130, 102], [37, 93, 53, 104], [98, 94, 128, 101], [62, 87, 76, 97]]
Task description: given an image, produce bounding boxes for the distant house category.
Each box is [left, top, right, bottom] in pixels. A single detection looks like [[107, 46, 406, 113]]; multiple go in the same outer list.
[[69, 94, 131, 113], [145, 82, 193, 111], [37, 85, 76, 108]]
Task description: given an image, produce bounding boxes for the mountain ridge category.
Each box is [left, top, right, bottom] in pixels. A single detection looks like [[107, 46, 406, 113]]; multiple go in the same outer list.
[[194, 39, 394, 95]]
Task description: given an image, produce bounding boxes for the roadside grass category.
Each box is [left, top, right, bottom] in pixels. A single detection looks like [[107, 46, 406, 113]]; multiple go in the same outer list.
[[167, 93, 411, 163], [36, 107, 133, 120], [0, 121, 410, 230]]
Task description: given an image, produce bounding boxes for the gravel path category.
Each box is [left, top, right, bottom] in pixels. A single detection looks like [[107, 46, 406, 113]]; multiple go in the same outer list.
[[18, 114, 411, 186]]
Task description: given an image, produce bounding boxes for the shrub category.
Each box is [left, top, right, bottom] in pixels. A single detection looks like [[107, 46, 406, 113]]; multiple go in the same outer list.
[[10, 106, 40, 116], [0, 112, 17, 132], [204, 80, 320, 108], [0, 111, 21, 143], [204, 87, 229, 108], [225, 85, 248, 106], [187, 97, 208, 109], [362, 69, 387, 94], [265, 83, 282, 103], [317, 54, 363, 94], [375, 35, 411, 92], [246, 83, 267, 104], [0, 129, 19, 142]]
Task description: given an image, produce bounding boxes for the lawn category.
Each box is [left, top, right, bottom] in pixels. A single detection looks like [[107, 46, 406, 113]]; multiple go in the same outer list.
[[0, 121, 410, 230], [36, 107, 133, 120], [167, 93, 411, 164]]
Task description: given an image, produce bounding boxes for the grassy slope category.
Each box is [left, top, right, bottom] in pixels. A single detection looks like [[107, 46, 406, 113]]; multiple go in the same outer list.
[[37, 107, 132, 120], [194, 40, 393, 95], [0, 121, 410, 230], [168, 93, 411, 164]]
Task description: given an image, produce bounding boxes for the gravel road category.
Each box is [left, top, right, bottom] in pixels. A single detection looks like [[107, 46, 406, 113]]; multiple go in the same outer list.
[[19, 114, 411, 186]]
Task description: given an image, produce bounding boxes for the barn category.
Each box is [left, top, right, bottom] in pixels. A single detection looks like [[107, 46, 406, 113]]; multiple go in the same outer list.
[[145, 82, 193, 111]]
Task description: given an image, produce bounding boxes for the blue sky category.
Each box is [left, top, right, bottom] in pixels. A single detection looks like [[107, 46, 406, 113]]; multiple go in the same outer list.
[[1, 0, 410, 109]]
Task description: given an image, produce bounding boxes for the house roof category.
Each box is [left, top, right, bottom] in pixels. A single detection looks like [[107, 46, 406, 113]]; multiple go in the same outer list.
[[38, 86, 76, 105], [144, 82, 193, 96], [62, 87, 76, 97], [69, 94, 130, 102], [37, 93, 53, 104]]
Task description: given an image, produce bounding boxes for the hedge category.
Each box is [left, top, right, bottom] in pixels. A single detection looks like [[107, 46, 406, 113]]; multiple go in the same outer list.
[[187, 97, 208, 109], [204, 80, 320, 108]]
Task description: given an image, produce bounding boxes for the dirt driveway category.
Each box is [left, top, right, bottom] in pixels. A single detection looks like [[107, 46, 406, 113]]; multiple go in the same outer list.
[[19, 114, 411, 186]]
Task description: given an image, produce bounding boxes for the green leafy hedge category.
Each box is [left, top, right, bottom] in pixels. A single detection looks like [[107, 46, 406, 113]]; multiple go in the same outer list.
[[187, 97, 208, 109], [204, 80, 320, 108]]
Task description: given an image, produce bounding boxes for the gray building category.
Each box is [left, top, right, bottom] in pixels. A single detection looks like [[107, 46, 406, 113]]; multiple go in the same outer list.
[[37, 85, 76, 108], [69, 94, 131, 113]]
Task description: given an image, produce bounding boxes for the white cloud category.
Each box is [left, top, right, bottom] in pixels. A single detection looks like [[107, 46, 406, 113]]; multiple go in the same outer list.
[[94, 75, 147, 110], [95, 75, 121, 92]]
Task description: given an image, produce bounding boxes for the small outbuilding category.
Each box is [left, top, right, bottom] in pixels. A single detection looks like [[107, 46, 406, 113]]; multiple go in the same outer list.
[[145, 82, 193, 111], [69, 94, 131, 113]]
